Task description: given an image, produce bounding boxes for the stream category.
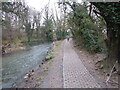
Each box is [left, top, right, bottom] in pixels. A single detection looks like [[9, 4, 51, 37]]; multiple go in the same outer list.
[[1, 43, 52, 88]]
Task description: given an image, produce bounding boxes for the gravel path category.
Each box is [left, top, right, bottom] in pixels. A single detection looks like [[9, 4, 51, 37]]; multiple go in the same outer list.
[[63, 39, 101, 88], [39, 41, 64, 88]]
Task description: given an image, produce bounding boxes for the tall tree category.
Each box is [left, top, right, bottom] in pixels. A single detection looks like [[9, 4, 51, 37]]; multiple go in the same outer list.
[[91, 2, 120, 67]]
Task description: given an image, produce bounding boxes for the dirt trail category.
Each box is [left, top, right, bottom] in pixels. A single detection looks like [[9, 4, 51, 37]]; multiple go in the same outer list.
[[39, 41, 64, 88]]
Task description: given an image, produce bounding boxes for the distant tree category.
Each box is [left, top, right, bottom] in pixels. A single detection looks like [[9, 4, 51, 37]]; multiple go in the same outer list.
[[43, 6, 54, 41]]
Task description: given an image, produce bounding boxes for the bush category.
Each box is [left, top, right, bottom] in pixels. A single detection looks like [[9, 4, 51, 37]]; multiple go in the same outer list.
[[67, 4, 105, 53]]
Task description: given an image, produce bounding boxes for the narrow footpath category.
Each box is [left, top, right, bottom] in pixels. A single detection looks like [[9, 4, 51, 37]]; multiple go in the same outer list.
[[40, 41, 64, 88], [63, 39, 101, 88]]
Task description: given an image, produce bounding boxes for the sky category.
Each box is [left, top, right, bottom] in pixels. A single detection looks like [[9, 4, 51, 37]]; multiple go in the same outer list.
[[26, 0, 61, 21], [26, 0, 82, 11], [25, 0, 82, 23], [26, 0, 59, 11]]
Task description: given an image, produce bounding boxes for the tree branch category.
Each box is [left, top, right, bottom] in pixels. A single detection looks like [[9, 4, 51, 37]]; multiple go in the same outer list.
[[89, 3, 92, 16]]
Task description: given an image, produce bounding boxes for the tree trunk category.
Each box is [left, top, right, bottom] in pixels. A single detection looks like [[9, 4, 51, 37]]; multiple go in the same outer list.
[[106, 23, 119, 69], [118, 36, 120, 65]]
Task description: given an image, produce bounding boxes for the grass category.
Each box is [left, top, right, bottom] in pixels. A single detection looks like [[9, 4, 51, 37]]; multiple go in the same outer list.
[[45, 55, 54, 61]]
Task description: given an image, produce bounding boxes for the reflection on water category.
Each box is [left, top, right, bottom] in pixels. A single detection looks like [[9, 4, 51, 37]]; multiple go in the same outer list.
[[2, 43, 52, 88]]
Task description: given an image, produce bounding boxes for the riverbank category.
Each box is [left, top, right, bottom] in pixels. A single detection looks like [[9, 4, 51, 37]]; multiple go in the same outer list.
[[2, 40, 46, 55], [14, 41, 63, 88], [3, 46, 26, 55], [1, 43, 26, 55], [2, 42, 52, 55]]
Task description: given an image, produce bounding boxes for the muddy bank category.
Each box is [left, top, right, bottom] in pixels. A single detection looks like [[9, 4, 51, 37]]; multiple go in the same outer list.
[[1, 42, 44, 55], [4, 46, 26, 54], [1, 43, 27, 55]]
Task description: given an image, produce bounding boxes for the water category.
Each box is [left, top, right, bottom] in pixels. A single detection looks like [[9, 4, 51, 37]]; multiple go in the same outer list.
[[1, 43, 52, 88]]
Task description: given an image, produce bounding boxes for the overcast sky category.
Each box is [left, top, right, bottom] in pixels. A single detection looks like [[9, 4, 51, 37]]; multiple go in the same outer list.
[[26, 0, 82, 11], [26, 0, 59, 11], [25, 0, 82, 23], [26, 0, 61, 20]]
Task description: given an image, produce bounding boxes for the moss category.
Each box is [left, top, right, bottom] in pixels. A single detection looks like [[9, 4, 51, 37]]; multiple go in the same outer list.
[[45, 55, 54, 61]]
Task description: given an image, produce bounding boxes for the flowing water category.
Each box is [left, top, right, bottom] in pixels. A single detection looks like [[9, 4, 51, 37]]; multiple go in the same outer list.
[[1, 43, 52, 88]]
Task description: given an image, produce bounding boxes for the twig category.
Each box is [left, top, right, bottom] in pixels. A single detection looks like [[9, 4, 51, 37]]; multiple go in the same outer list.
[[106, 60, 118, 83], [109, 79, 119, 85]]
